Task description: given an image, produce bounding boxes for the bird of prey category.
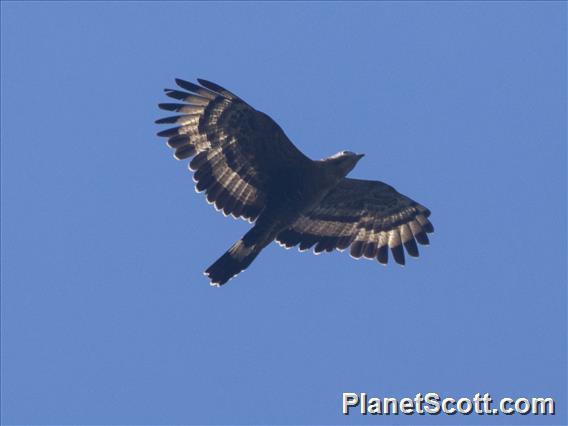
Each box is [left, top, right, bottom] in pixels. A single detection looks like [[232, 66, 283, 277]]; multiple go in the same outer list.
[[156, 78, 434, 286]]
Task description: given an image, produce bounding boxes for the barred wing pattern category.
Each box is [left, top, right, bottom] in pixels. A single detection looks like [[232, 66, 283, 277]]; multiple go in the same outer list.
[[156, 79, 311, 222], [276, 178, 434, 265]]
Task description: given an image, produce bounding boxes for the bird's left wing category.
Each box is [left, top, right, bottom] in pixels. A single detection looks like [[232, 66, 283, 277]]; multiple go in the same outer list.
[[156, 78, 312, 222], [275, 178, 434, 265]]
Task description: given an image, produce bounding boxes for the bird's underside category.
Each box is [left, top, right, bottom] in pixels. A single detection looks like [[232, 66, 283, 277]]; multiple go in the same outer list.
[[156, 78, 434, 286]]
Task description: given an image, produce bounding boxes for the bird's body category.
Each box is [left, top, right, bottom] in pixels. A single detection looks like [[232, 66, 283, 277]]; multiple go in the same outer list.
[[205, 152, 364, 284], [157, 79, 434, 286]]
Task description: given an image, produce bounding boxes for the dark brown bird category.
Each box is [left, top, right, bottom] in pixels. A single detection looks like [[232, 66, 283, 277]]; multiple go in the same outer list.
[[156, 79, 434, 286]]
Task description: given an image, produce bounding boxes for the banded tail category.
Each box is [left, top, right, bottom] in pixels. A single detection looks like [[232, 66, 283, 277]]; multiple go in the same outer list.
[[205, 224, 271, 286]]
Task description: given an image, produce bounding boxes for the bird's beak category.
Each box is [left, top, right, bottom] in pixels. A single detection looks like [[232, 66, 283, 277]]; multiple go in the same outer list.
[[357, 153, 365, 159]]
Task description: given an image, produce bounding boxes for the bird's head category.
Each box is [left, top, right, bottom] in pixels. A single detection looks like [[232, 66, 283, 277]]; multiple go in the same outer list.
[[323, 150, 365, 177]]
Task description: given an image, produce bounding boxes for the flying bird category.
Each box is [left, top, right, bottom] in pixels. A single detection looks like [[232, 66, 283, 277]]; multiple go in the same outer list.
[[156, 78, 434, 286]]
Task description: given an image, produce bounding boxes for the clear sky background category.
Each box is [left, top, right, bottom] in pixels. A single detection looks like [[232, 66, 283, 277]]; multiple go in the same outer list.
[[1, 2, 566, 425]]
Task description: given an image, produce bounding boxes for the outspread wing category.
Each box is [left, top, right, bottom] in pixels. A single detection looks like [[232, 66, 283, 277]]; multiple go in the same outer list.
[[276, 178, 434, 265], [156, 78, 312, 222]]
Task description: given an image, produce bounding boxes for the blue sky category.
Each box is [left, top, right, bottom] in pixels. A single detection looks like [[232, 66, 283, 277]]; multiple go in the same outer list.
[[1, 2, 565, 425]]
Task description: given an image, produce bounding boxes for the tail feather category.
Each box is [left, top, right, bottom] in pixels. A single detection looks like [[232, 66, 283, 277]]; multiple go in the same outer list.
[[205, 240, 261, 286]]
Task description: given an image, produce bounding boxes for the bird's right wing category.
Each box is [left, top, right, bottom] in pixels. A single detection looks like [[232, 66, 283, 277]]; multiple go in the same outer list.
[[156, 78, 312, 222], [276, 178, 434, 265]]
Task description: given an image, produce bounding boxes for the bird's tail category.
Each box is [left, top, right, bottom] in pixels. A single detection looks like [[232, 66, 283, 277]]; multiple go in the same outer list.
[[204, 225, 269, 286]]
